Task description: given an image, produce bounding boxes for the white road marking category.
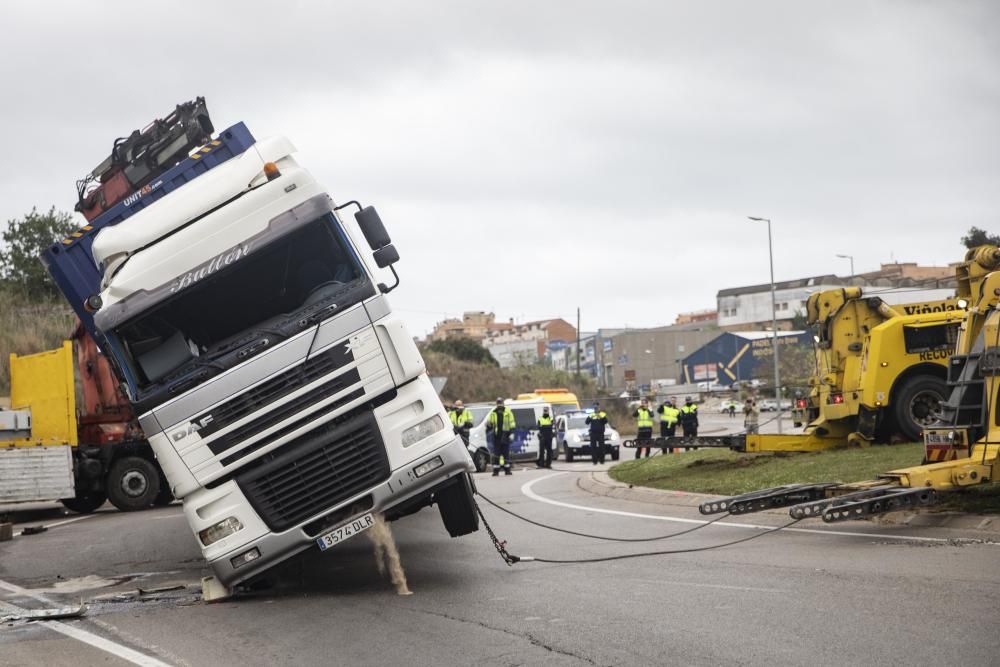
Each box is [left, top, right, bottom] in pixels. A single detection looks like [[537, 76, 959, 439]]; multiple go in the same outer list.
[[519, 472, 957, 543], [13, 513, 100, 537], [0, 578, 172, 666], [633, 578, 788, 593]]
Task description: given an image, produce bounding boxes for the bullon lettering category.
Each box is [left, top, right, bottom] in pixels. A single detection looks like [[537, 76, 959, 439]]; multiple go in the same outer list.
[[170, 244, 251, 294]]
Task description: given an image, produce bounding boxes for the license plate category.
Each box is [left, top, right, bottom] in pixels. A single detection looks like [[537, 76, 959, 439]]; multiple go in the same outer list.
[[316, 513, 375, 551]]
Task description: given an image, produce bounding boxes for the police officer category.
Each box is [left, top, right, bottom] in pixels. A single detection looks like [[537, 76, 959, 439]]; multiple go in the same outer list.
[[658, 398, 680, 454], [743, 398, 760, 434], [449, 399, 473, 446], [633, 398, 654, 459], [586, 402, 609, 465], [679, 396, 699, 450], [536, 406, 554, 468], [486, 397, 516, 476]]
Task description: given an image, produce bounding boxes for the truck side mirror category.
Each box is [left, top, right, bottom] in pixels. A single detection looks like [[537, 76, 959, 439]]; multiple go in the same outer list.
[[355, 206, 391, 251], [372, 244, 399, 269]]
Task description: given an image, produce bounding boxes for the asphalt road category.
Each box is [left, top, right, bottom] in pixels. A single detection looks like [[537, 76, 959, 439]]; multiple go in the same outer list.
[[2, 463, 998, 666]]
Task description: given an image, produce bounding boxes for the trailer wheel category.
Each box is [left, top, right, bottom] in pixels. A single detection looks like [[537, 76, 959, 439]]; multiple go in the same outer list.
[[437, 473, 479, 537], [892, 375, 948, 443], [61, 491, 107, 514], [107, 456, 161, 512]]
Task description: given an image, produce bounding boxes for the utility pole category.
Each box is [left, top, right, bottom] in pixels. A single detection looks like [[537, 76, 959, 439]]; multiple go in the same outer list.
[[749, 216, 783, 433], [576, 307, 581, 378]]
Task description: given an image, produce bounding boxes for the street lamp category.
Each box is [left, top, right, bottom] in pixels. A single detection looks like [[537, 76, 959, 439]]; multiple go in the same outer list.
[[835, 253, 855, 276], [748, 216, 782, 433]]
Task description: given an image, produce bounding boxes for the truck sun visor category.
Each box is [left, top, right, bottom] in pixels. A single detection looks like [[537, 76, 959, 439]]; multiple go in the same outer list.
[[94, 194, 335, 332]]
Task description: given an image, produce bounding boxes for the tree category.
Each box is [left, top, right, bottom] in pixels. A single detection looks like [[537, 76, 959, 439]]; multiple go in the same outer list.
[[426, 336, 499, 366], [751, 338, 815, 397], [0, 207, 78, 298], [961, 226, 1000, 249]]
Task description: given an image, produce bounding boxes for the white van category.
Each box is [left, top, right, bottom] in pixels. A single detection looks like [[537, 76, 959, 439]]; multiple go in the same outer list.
[[464, 399, 551, 472]]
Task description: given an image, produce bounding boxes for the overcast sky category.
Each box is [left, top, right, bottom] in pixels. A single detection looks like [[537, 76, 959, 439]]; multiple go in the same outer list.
[[2, 1, 997, 336]]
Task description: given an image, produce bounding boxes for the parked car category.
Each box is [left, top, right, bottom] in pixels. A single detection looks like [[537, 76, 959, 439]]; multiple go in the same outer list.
[[759, 399, 779, 412], [718, 400, 740, 413], [779, 399, 792, 411], [554, 411, 621, 462]]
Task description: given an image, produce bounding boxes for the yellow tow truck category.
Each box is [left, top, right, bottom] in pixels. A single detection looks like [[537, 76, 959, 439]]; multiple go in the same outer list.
[[699, 246, 1000, 521], [632, 246, 999, 455]]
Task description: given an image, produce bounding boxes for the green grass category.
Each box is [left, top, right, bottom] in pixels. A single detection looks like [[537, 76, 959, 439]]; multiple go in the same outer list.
[[609, 444, 1000, 514]]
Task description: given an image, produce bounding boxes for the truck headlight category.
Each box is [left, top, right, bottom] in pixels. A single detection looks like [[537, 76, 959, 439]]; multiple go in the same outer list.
[[402, 415, 445, 447], [199, 516, 243, 546]]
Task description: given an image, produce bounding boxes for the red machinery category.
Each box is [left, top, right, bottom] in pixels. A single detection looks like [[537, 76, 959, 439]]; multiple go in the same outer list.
[[75, 97, 214, 221]]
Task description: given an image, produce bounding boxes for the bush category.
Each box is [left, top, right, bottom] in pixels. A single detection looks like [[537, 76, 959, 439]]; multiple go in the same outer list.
[[425, 336, 499, 366], [0, 287, 76, 396], [423, 349, 597, 405]]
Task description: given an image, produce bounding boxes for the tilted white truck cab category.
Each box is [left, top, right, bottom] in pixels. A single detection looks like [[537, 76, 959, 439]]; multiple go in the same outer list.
[[88, 134, 478, 586]]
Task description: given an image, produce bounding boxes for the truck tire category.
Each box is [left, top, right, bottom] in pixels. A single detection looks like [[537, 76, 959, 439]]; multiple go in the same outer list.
[[107, 456, 161, 512], [61, 491, 107, 514], [437, 473, 479, 537], [892, 375, 948, 443], [153, 485, 175, 506], [472, 448, 490, 473]]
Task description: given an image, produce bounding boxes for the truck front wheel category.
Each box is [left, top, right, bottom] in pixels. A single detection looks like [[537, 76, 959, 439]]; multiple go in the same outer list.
[[61, 491, 107, 514], [437, 473, 479, 537], [107, 456, 161, 512], [892, 376, 948, 443], [472, 448, 490, 473]]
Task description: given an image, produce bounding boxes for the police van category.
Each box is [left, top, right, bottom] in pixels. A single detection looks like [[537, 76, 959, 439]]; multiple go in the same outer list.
[[464, 399, 551, 472]]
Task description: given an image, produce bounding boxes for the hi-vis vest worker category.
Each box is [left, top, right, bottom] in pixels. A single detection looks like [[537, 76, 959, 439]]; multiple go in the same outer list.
[[679, 396, 699, 440], [487, 398, 516, 476], [450, 401, 473, 430], [633, 401, 655, 459], [536, 408, 555, 469], [635, 407, 654, 429], [659, 403, 680, 426]]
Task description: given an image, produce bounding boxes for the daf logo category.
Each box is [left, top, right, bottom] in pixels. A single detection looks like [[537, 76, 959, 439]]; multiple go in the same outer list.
[[343, 335, 367, 355], [170, 415, 214, 442]]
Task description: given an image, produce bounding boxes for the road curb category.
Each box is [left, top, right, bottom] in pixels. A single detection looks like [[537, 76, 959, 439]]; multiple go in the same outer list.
[[576, 471, 1000, 534]]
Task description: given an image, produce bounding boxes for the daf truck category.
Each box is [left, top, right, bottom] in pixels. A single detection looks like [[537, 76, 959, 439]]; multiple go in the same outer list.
[[42, 101, 478, 589]]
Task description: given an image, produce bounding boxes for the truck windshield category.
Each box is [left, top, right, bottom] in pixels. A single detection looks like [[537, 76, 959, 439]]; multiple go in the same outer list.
[[113, 215, 367, 389]]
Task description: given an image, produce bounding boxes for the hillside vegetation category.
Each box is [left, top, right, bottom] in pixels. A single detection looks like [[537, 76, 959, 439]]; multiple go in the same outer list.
[[422, 349, 598, 405], [0, 287, 76, 396]]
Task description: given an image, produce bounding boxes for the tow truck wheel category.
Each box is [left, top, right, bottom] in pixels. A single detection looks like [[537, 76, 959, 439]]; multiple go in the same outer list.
[[893, 375, 948, 443], [437, 473, 479, 537], [61, 491, 107, 514], [107, 456, 161, 512]]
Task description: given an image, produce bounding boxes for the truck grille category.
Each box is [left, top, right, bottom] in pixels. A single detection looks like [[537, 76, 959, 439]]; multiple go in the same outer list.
[[207, 368, 361, 457], [235, 410, 389, 532], [195, 341, 353, 444]]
